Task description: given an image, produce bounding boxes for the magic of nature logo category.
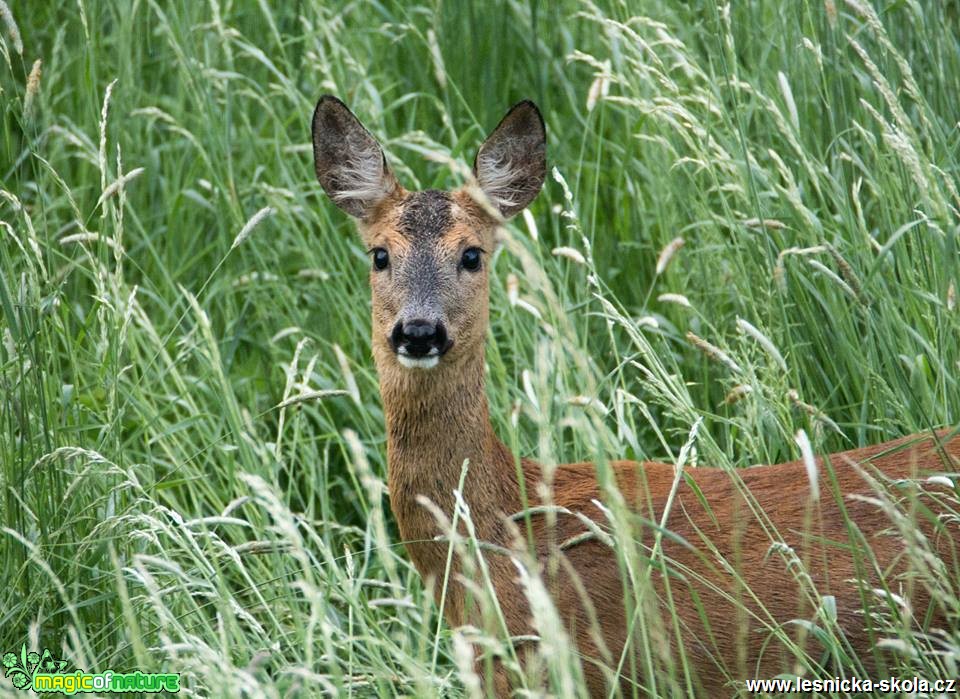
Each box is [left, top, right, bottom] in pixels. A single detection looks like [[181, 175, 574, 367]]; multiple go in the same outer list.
[[3, 645, 180, 694]]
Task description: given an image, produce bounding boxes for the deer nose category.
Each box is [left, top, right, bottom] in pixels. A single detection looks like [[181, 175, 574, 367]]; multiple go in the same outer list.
[[391, 319, 448, 358]]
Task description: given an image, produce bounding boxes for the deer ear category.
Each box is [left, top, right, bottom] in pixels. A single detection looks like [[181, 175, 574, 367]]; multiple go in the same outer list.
[[312, 95, 398, 219], [473, 100, 546, 218]]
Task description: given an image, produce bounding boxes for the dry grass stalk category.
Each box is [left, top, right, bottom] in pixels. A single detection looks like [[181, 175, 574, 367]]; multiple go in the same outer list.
[[686, 331, 742, 374]]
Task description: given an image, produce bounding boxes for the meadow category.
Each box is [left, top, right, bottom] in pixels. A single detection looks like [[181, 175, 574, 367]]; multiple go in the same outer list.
[[1, 0, 959, 696]]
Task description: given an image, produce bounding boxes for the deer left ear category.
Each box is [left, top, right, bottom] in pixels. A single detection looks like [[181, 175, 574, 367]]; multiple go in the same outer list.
[[312, 95, 399, 220], [473, 100, 546, 218]]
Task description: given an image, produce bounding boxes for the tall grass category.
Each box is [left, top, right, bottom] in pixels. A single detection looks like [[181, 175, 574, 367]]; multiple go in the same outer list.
[[1, 0, 958, 696]]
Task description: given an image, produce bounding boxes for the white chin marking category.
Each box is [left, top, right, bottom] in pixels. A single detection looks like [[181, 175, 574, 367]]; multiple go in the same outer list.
[[397, 354, 439, 369]]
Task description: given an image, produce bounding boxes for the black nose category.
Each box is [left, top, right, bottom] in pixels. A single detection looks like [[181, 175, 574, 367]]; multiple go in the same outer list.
[[391, 319, 448, 358]]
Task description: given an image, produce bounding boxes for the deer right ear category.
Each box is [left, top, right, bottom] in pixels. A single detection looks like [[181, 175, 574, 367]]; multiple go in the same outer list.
[[311, 96, 398, 220], [474, 100, 547, 219]]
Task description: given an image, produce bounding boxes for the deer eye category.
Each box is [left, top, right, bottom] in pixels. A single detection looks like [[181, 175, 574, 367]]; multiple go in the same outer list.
[[372, 248, 389, 271], [461, 247, 482, 272]]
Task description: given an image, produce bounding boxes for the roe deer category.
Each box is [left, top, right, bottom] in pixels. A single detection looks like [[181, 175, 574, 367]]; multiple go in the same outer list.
[[310, 95, 960, 697]]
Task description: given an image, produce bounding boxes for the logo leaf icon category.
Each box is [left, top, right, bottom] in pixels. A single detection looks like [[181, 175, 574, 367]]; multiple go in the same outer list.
[[3, 646, 71, 691]]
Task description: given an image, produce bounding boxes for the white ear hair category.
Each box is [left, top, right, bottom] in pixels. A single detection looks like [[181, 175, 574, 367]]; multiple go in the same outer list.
[[330, 150, 394, 209], [475, 150, 527, 213]]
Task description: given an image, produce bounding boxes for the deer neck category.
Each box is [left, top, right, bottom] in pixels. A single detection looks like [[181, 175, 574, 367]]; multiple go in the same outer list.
[[376, 343, 519, 566]]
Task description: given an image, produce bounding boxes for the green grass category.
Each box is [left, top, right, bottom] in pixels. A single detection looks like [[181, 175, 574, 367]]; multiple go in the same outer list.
[[1, 0, 959, 696]]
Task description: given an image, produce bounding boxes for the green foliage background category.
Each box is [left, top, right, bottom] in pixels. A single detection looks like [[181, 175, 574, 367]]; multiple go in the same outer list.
[[1, 0, 958, 695]]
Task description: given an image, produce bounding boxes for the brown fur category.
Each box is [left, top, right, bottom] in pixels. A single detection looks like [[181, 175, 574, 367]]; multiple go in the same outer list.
[[311, 97, 960, 697], [530, 440, 959, 694]]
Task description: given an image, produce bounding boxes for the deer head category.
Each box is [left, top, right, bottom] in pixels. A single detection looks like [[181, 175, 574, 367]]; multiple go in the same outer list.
[[311, 96, 546, 372]]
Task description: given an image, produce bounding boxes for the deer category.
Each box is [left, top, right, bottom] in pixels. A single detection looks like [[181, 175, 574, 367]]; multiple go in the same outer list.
[[310, 95, 960, 697]]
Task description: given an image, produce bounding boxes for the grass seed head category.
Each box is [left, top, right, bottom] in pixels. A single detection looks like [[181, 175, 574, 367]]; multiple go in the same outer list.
[[231, 206, 275, 250], [658, 292, 692, 308], [655, 236, 685, 275], [824, 0, 838, 28], [24, 58, 41, 118], [506, 273, 519, 305], [586, 60, 611, 112], [794, 429, 820, 501], [721, 384, 753, 406], [686, 331, 742, 374], [552, 246, 586, 265], [0, 1, 22, 55]]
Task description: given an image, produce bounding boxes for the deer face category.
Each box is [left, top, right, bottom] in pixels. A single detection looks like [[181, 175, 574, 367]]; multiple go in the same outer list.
[[311, 96, 546, 371]]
